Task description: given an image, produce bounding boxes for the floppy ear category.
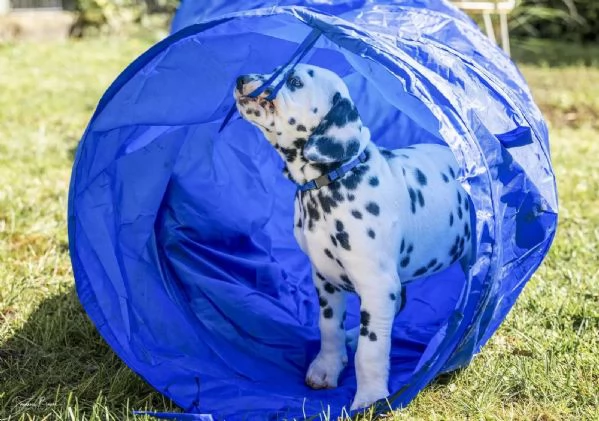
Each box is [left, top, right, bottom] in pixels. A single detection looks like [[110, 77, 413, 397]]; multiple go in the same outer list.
[[303, 93, 364, 163]]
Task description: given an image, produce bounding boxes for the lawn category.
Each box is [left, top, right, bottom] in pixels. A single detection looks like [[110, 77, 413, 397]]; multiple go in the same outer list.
[[0, 37, 598, 420]]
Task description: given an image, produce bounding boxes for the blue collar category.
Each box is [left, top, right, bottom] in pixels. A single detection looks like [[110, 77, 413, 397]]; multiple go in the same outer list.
[[298, 151, 368, 192]]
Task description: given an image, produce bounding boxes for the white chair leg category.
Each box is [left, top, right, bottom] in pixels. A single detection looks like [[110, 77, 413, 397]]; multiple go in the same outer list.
[[482, 11, 497, 44], [499, 12, 511, 56]]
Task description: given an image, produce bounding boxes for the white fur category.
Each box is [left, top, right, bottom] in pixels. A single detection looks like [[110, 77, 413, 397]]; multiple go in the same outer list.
[[234, 64, 473, 411]]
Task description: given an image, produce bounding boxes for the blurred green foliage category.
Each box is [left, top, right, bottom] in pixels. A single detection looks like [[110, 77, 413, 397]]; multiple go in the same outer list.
[[511, 0, 599, 43], [65, 0, 598, 43], [69, 0, 179, 36]]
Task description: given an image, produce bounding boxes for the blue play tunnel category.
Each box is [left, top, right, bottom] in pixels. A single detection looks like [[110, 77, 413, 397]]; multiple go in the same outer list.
[[68, 1, 558, 419]]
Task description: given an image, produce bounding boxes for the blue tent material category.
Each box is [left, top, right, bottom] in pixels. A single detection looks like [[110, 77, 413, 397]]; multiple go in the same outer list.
[[68, 1, 558, 420]]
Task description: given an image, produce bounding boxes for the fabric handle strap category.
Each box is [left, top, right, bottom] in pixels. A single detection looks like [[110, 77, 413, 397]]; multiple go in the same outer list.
[[218, 28, 322, 133]]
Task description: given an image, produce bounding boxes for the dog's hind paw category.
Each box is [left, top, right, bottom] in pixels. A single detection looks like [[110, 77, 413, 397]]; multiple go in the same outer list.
[[350, 388, 389, 411]]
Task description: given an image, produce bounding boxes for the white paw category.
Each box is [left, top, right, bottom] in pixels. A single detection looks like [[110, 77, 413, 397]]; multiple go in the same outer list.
[[350, 388, 389, 411], [305, 352, 347, 389]]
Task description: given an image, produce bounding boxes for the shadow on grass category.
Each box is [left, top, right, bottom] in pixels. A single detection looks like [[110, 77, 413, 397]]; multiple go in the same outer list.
[[0, 287, 177, 419]]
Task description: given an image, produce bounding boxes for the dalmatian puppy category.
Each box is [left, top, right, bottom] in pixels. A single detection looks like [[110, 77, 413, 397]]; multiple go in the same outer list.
[[233, 64, 473, 410]]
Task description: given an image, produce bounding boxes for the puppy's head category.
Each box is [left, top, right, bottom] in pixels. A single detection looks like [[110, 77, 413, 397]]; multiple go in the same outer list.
[[234, 64, 368, 164]]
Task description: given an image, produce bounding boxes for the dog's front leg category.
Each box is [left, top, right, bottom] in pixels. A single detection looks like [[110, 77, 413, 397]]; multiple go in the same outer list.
[[305, 269, 347, 389], [350, 277, 399, 410]]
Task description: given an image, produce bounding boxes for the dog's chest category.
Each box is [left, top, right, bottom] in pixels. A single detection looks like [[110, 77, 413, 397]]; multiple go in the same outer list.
[[292, 153, 402, 285]]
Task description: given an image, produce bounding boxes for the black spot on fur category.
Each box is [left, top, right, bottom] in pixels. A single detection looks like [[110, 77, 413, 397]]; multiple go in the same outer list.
[[442, 172, 449, 182], [324, 248, 334, 259], [288, 118, 296, 125], [415, 169, 427, 186], [324, 282, 336, 294], [367, 229, 375, 239], [381, 149, 395, 159], [330, 235, 337, 247], [280, 146, 297, 162], [276, 132, 282, 135], [348, 210, 361, 221], [341, 165, 369, 190], [464, 223, 470, 238], [413, 267, 428, 277], [312, 107, 318, 114], [465, 199, 470, 211], [368, 332, 377, 341], [336, 259, 344, 268], [306, 200, 319, 230], [390, 293, 396, 300], [450, 212, 454, 226], [293, 138, 306, 149], [458, 206, 463, 220], [323, 307, 333, 318], [457, 191, 462, 205], [317, 191, 337, 214], [449, 166, 456, 178], [400, 239, 405, 253], [335, 220, 344, 232], [369, 177, 379, 187], [319, 297, 327, 307], [316, 272, 325, 281], [340, 274, 352, 285], [407, 244, 414, 254], [311, 136, 358, 162], [311, 161, 335, 173], [360, 311, 370, 326], [307, 69, 314, 77], [427, 259, 438, 268], [331, 189, 345, 203], [335, 232, 351, 250], [365, 202, 380, 216], [400, 256, 410, 268], [433, 262, 444, 271], [408, 187, 417, 213], [347, 194, 355, 201], [417, 190, 425, 207], [297, 125, 307, 132], [360, 327, 368, 336]]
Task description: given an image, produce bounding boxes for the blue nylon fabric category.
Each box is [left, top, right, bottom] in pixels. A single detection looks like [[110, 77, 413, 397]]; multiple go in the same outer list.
[[68, 2, 558, 420]]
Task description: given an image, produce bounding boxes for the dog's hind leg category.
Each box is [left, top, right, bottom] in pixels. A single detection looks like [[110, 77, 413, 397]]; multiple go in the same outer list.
[[345, 283, 405, 354], [306, 268, 348, 389]]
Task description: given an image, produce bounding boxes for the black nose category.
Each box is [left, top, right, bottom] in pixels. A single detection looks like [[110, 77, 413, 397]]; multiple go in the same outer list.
[[236, 75, 252, 93]]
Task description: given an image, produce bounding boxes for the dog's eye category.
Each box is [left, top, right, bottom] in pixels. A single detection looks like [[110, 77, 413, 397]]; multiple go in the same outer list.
[[288, 76, 303, 88]]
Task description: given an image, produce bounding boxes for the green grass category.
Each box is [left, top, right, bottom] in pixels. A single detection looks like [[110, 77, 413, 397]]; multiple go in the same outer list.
[[0, 37, 598, 420]]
